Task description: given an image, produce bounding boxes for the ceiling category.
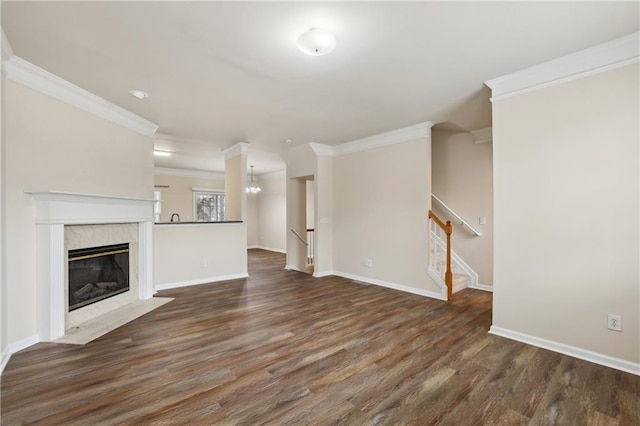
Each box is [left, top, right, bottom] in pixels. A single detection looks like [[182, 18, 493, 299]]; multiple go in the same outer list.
[[3, 2, 638, 174]]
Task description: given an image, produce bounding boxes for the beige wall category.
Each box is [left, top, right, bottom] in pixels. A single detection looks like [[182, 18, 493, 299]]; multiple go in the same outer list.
[[257, 171, 286, 252], [247, 192, 259, 246], [1, 69, 6, 360], [432, 130, 493, 285], [492, 64, 639, 364], [333, 137, 441, 295], [4, 80, 154, 344], [224, 154, 247, 221], [315, 156, 333, 275], [154, 174, 224, 222], [154, 223, 247, 287]]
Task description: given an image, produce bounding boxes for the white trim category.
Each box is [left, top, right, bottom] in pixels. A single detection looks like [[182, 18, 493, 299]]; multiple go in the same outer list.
[[8, 335, 40, 355], [26, 191, 154, 225], [249, 246, 287, 254], [474, 283, 493, 292], [4, 56, 158, 137], [191, 187, 224, 193], [470, 127, 492, 144], [154, 167, 225, 181], [307, 121, 433, 158], [155, 273, 249, 291], [222, 142, 250, 160], [489, 326, 640, 376], [285, 265, 313, 274], [334, 121, 433, 157], [309, 143, 335, 157], [1, 346, 11, 375], [332, 271, 447, 301], [312, 270, 334, 278], [486, 32, 639, 101]]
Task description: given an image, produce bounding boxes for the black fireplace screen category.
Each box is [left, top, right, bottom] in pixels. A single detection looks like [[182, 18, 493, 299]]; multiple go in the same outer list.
[[68, 243, 130, 311]]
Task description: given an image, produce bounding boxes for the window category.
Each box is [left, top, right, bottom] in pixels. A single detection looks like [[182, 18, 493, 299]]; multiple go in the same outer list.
[[193, 191, 225, 222], [153, 190, 162, 222]]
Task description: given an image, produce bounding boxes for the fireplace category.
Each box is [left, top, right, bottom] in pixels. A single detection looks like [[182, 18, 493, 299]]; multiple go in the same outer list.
[[68, 243, 130, 311]]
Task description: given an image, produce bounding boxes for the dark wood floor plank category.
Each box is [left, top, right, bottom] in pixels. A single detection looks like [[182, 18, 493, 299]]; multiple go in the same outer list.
[[1, 249, 638, 424]]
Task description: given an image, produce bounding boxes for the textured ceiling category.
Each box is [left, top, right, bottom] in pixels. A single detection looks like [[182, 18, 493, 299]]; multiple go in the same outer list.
[[3, 1, 638, 174]]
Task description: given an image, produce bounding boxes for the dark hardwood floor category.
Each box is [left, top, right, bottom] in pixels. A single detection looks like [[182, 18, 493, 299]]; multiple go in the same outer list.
[[2, 249, 638, 425]]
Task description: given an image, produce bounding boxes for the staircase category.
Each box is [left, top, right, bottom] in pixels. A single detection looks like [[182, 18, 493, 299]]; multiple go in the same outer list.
[[428, 210, 479, 299]]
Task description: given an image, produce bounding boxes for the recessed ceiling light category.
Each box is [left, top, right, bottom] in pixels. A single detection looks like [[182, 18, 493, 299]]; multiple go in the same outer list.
[[129, 89, 149, 99], [297, 28, 337, 56], [284, 138, 293, 144], [153, 150, 171, 157]]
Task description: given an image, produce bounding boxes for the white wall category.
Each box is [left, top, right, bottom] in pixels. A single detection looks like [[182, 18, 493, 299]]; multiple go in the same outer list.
[[332, 136, 442, 296], [492, 63, 639, 365], [154, 223, 248, 288], [154, 173, 224, 222], [256, 171, 286, 252], [4, 79, 154, 345], [432, 130, 493, 285]]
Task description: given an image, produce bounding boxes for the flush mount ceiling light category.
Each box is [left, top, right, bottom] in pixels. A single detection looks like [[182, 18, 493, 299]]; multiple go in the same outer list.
[[128, 89, 149, 99], [153, 150, 171, 157], [246, 165, 262, 194], [296, 28, 337, 56]]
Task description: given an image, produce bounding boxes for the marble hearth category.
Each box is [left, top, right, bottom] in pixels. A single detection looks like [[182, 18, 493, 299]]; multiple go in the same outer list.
[[28, 191, 156, 342]]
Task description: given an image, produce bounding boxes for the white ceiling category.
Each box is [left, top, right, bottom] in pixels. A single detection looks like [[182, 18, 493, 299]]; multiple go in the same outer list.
[[3, 2, 638, 174]]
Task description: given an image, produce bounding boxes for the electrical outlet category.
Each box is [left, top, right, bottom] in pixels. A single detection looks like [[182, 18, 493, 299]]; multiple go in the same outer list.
[[607, 314, 622, 331], [201, 259, 207, 268], [363, 259, 373, 267], [479, 216, 487, 225]]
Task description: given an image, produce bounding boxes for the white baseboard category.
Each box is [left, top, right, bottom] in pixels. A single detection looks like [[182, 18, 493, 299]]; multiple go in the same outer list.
[[489, 326, 640, 376], [1, 345, 11, 375], [332, 271, 447, 301], [9, 334, 40, 354], [250, 246, 286, 254], [473, 283, 493, 292], [2, 334, 41, 374], [285, 265, 313, 274], [155, 273, 249, 291], [313, 270, 334, 278]]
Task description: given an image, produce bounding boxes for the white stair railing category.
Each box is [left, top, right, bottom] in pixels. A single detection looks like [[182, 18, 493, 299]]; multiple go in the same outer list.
[[428, 220, 479, 290], [431, 194, 482, 236]]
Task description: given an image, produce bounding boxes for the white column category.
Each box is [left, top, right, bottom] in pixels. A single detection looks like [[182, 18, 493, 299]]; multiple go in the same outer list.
[[36, 224, 65, 341], [138, 221, 154, 298]]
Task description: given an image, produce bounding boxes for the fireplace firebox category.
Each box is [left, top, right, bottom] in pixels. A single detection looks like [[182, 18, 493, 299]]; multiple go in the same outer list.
[[68, 243, 130, 311]]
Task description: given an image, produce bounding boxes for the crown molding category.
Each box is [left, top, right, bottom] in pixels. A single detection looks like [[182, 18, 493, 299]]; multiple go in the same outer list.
[[307, 121, 433, 158], [470, 127, 492, 144], [4, 55, 159, 137], [154, 167, 225, 180], [486, 32, 640, 102], [309, 142, 334, 157], [333, 121, 433, 157], [222, 142, 250, 160]]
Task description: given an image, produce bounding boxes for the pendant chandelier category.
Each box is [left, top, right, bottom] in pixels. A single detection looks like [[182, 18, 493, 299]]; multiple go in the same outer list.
[[246, 165, 261, 194]]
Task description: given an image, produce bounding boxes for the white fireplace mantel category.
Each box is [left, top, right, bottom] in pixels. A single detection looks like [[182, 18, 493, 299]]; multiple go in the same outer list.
[[27, 190, 156, 342]]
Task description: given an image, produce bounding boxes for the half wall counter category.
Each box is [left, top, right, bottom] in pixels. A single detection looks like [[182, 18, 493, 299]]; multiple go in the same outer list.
[[153, 221, 248, 291]]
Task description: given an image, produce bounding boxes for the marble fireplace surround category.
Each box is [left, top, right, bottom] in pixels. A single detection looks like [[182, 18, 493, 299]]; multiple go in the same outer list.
[[29, 191, 156, 342]]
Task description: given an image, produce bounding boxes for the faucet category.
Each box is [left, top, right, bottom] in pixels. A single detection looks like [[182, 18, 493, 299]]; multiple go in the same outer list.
[[170, 213, 181, 222]]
